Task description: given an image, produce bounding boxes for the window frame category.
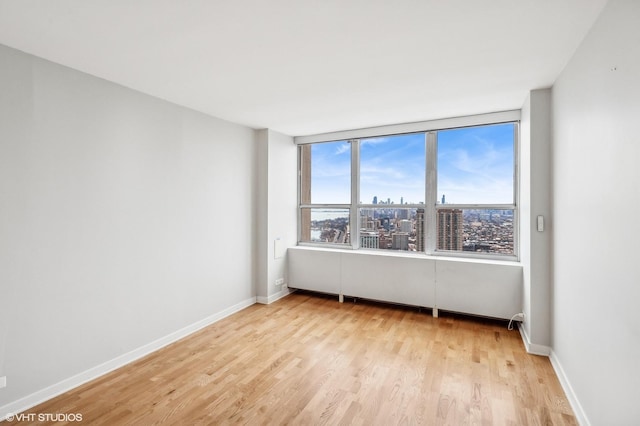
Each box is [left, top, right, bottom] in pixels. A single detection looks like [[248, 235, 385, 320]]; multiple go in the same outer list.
[[297, 141, 354, 248], [296, 111, 520, 261]]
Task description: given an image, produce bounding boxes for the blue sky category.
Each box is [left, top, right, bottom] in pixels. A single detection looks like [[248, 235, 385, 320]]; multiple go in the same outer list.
[[360, 133, 425, 204], [438, 123, 514, 204], [310, 123, 514, 205], [310, 140, 351, 204]]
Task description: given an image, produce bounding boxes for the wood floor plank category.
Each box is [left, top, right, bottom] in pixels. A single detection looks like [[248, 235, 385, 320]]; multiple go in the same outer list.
[[3, 292, 577, 425]]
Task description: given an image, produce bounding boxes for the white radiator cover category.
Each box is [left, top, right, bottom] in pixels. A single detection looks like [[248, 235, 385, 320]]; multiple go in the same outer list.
[[288, 246, 522, 320]]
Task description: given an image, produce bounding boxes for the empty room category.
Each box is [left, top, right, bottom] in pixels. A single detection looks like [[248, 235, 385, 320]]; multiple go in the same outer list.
[[1, 1, 638, 424]]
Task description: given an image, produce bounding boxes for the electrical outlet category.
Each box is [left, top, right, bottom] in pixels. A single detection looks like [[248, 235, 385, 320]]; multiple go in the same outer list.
[[0, 376, 6, 389], [513, 313, 525, 322], [275, 278, 284, 286]]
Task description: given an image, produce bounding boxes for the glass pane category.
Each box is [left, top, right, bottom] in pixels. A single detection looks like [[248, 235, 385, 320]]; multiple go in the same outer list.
[[437, 123, 514, 204], [360, 133, 425, 205], [358, 208, 425, 251], [436, 208, 514, 255], [300, 141, 351, 205], [300, 208, 350, 244]]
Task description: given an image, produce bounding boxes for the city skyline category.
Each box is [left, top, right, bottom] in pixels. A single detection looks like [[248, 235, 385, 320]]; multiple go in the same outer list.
[[305, 207, 514, 255]]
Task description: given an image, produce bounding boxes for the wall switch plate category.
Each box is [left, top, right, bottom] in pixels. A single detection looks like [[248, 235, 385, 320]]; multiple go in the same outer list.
[[0, 376, 6, 389], [274, 239, 285, 259]]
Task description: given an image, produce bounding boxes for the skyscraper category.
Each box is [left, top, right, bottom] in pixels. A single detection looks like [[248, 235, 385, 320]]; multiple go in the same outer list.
[[360, 210, 374, 229], [437, 208, 463, 251], [416, 209, 425, 252], [398, 209, 410, 220], [392, 232, 409, 250]]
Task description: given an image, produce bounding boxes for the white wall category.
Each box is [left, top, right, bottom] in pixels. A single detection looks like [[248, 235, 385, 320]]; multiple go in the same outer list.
[[255, 129, 297, 303], [0, 44, 257, 413], [266, 130, 297, 299], [551, 1, 640, 424], [255, 130, 269, 300], [520, 89, 552, 353]]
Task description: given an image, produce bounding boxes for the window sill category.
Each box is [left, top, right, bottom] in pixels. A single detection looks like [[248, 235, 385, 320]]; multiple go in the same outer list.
[[292, 244, 520, 266]]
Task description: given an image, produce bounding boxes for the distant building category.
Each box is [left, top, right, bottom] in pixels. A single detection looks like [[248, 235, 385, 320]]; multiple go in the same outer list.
[[437, 208, 463, 250], [399, 219, 412, 233], [360, 211, 376, 230], [360, 232, 379, 249], [379, 234, 391, 249], [392, 232, 409, 250], [416, 209, 425, 252]]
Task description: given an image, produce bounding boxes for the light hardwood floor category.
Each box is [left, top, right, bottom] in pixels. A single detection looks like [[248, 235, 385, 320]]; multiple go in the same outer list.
[[5, 291, 576, 425]]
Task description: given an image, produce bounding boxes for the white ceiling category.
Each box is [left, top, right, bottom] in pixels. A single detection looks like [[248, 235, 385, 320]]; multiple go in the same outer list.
[[0, 0, 607, 136]]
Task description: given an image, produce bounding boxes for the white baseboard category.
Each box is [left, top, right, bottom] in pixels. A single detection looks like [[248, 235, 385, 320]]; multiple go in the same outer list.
[[517, 323, 551, 356], [257, 287, 294, 305], [0, 296, 257, 422], [549, 350, 590, 426], [517, 325, 589, 426]]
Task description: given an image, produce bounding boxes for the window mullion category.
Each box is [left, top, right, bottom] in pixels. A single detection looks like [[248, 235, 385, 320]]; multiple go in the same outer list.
[[350, 139, 360, 249], [425, 131, 437, 253], [513, 122, 520, 260]]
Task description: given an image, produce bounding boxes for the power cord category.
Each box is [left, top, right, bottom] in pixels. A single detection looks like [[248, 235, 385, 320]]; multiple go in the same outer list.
[[508, 312, 525, 330]]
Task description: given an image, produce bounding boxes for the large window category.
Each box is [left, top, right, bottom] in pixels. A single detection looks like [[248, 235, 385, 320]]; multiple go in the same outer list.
[[436, 123, 516, 255], [358, 133, 426, 252], [299, 141, 351, 245], [298, 118, 518, 258]]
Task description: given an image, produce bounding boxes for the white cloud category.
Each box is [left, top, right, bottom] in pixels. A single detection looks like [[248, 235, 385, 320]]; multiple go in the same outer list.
[[334, 143, 350, 155], [360, 165, 407, 180], [360, 137, 390, 147]]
